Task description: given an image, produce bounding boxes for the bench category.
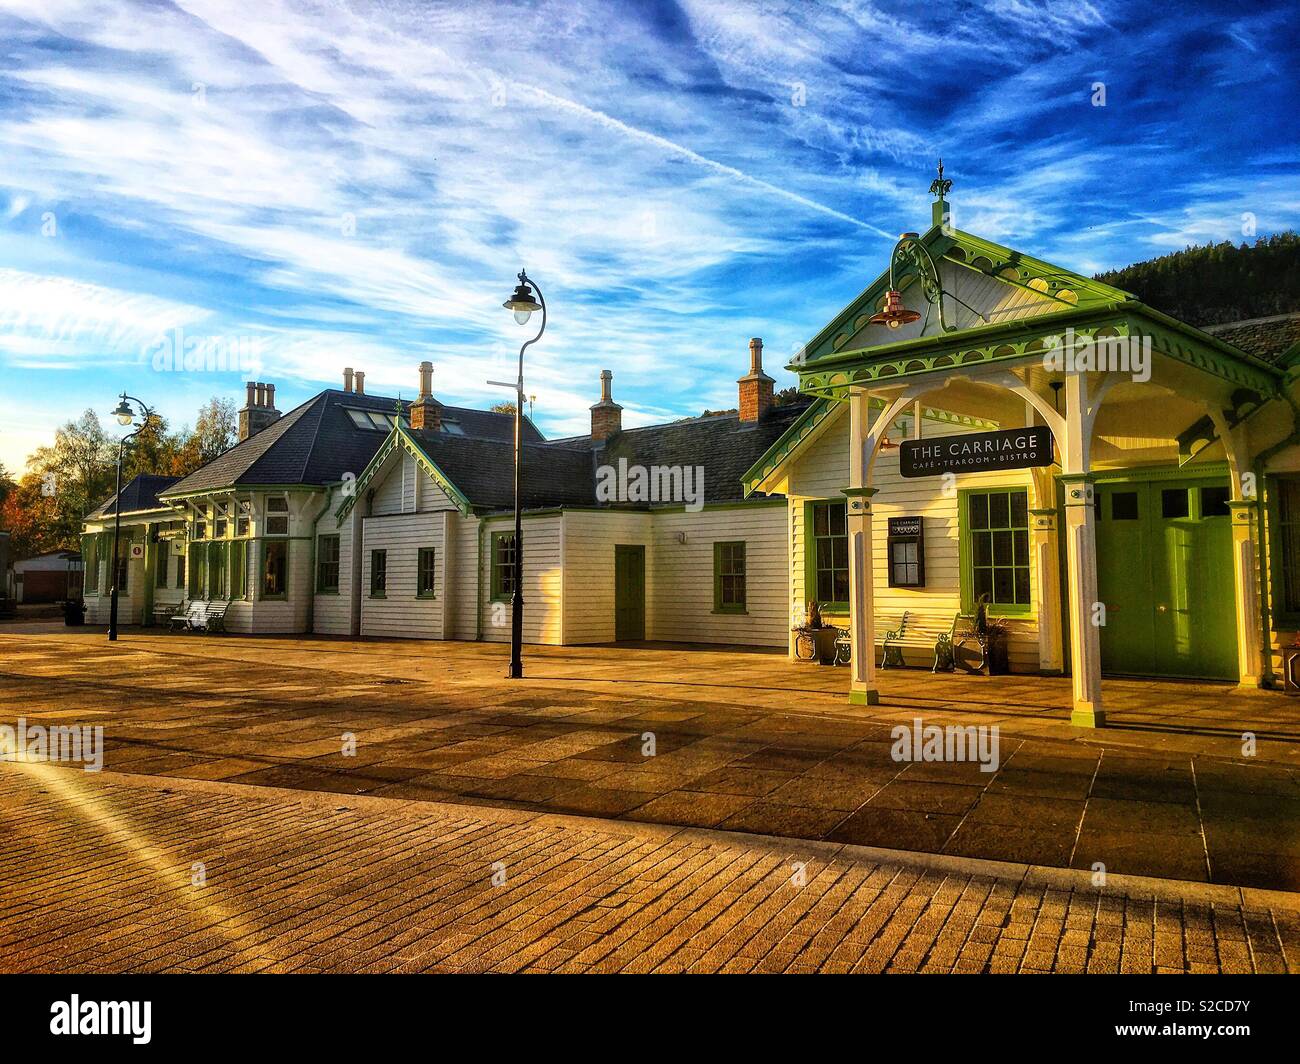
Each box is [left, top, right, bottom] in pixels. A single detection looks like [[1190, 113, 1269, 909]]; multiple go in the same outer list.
[[154, 600, 188, 626], [168, 599, 230, 634], [880, 610, 969, 672]]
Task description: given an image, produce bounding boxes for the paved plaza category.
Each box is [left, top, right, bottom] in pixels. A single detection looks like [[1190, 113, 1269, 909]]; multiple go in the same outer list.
[[1, 765, 1296, 974], [1, 627, 1298, 892]]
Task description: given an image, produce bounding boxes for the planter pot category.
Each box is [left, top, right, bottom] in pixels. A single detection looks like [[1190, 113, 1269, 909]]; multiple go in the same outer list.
[[813, 626, 840, 665], [984, 638, 1010, 675]]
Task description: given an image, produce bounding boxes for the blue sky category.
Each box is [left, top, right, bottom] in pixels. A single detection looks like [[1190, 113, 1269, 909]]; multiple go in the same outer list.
[[1, 0, 1297, 474]]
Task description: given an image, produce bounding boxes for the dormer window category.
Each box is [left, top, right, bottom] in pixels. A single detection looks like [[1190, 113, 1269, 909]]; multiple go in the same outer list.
[[346, 409, 405, 431], [265, 496, 289, 536]]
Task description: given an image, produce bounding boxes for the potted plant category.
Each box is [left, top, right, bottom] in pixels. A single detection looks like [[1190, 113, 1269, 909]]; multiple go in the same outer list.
[[974, 594, 1010, 675], [792, 600, 839, 664]]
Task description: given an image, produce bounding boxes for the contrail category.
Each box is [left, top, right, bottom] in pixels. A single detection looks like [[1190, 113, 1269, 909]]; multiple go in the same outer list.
[[518, 82, 896, 241]]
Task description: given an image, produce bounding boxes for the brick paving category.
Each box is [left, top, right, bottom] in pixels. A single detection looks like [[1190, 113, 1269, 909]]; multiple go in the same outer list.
[[1, 765, 1297, 974], [2, 629, 1300, 890]]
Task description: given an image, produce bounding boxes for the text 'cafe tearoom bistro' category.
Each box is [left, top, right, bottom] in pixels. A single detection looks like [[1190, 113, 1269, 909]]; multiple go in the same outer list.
[[79, 174, 1300, 730]]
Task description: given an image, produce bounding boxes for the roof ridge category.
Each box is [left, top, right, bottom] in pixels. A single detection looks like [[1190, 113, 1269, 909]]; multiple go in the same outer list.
[[1203, 312, 1300, 330], [296, 392, 332, 483]]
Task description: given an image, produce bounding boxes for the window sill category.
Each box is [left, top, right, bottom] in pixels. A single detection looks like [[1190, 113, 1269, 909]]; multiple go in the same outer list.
[[369, 592, 387, 599], [712, 608, 748, 616], [416, 593, 437, 600], [261, 594, 287, 601], [316, 589, 340, 596]]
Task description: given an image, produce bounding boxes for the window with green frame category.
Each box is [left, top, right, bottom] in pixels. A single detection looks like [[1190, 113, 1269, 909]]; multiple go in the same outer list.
[[207, 541, 227, 599], [82, 534, 98, 592], [369, 549, 387, 597], [962, 489, 1031, 612], [713, 541, 746, 612], [262, 540, 288, 598], [188, 542, 203, 597], [317, 534, 340, 593], [1272, 477, 1300, 621], [417, 547, 436, 597], [808, 501, 849, 609], [229, 539, 248, 600], [156, 540, 169, 588], [97, 531, 112, 593], [490, 532, 516, 601]]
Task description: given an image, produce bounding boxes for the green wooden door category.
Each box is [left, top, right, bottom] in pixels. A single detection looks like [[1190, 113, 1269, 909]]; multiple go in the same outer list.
[[1095, 477, 1236, 679], [614, 545, 645, 641]]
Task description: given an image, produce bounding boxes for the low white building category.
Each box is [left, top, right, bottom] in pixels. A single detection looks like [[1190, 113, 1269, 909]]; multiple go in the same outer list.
[[82, 354, 802, 648]]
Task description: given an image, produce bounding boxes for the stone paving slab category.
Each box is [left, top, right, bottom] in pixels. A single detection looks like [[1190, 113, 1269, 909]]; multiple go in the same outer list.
[[1, 765, 1297, 974], [2, 630, 1299, 892]]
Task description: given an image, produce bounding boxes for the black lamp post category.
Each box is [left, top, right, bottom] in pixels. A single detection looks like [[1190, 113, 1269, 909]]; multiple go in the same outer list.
[[107, 393, 154, 642], [501, 270, 545, 679]]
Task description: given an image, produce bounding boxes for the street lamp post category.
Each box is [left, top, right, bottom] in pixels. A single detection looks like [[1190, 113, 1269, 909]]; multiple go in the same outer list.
[[501, 271, 545, 679], [107, 393, 154, 642]]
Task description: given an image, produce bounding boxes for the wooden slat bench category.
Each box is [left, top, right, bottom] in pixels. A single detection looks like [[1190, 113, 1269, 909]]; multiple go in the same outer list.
[[167, 600, 230, 634], [880, 610, 967, 672]]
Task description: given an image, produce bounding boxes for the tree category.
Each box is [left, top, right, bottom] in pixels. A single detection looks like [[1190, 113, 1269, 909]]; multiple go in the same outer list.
[[22, 409, 116, 550], [489, 401, 517, 415], [1, 395, 241, 558], [0, 462, 15, 509], [1096, 231, 1300, 326], [193, 397, 237, 464]]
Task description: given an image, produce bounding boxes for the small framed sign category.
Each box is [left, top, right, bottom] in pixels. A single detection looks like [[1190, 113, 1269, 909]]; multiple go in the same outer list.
[[887, 516, 925, 588], [129, 543, 145, 560]]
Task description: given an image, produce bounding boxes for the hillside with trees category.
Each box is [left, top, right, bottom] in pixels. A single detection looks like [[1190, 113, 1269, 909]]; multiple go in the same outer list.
[[1096, 232, 1300, 327]]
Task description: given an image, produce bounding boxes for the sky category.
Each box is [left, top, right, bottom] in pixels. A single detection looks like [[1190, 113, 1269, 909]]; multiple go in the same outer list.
[[0, 0, 1297, 474]]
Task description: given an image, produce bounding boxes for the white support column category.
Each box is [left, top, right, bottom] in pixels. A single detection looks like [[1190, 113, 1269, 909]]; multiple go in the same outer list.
[[1029, 507, 1064, 674], [1210, 410, 1264, 688], [845, 388, 879, 706], [1061, 373, 1104, 727], [1229, 501, 1262, 687]]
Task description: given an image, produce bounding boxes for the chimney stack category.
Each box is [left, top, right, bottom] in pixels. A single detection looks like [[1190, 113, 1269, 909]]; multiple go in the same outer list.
[[343, 367, 354, 393], [410, 361, 441, 432], [354, 371, 365, 395], [737, 337, 774, 422], [590, 369, 622, 442], [239, 380, 282, 441]]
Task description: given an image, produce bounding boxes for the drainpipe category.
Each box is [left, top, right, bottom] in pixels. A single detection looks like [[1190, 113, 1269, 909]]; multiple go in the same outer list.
[[475, 516, 486, 641], [1249, 390, 1300, 688]]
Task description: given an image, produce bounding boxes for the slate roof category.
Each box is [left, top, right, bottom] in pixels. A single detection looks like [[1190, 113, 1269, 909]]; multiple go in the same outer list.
[[1203, 313, 1300, 366], [403, 398, 813, 512], [163, 389, 538, 496], [599, 399, 813, 504], [408, 431, 597, 510], [87, 474, 180, 518]]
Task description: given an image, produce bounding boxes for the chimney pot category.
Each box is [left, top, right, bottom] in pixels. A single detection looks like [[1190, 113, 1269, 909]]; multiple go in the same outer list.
[[590, 369, 622, 442], [354, 371, 365, 395], [343, 367, 354, 393], [738, 337, 774, 422], [418, 361, 433, 400], [239, 380, 283, 441]]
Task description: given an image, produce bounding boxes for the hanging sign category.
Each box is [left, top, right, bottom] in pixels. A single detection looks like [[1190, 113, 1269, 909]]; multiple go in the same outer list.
[[899, 425, 1054, 478]]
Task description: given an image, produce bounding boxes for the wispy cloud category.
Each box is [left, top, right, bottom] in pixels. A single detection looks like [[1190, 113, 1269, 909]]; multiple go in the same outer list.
[[0, 0, 1296, 472]]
